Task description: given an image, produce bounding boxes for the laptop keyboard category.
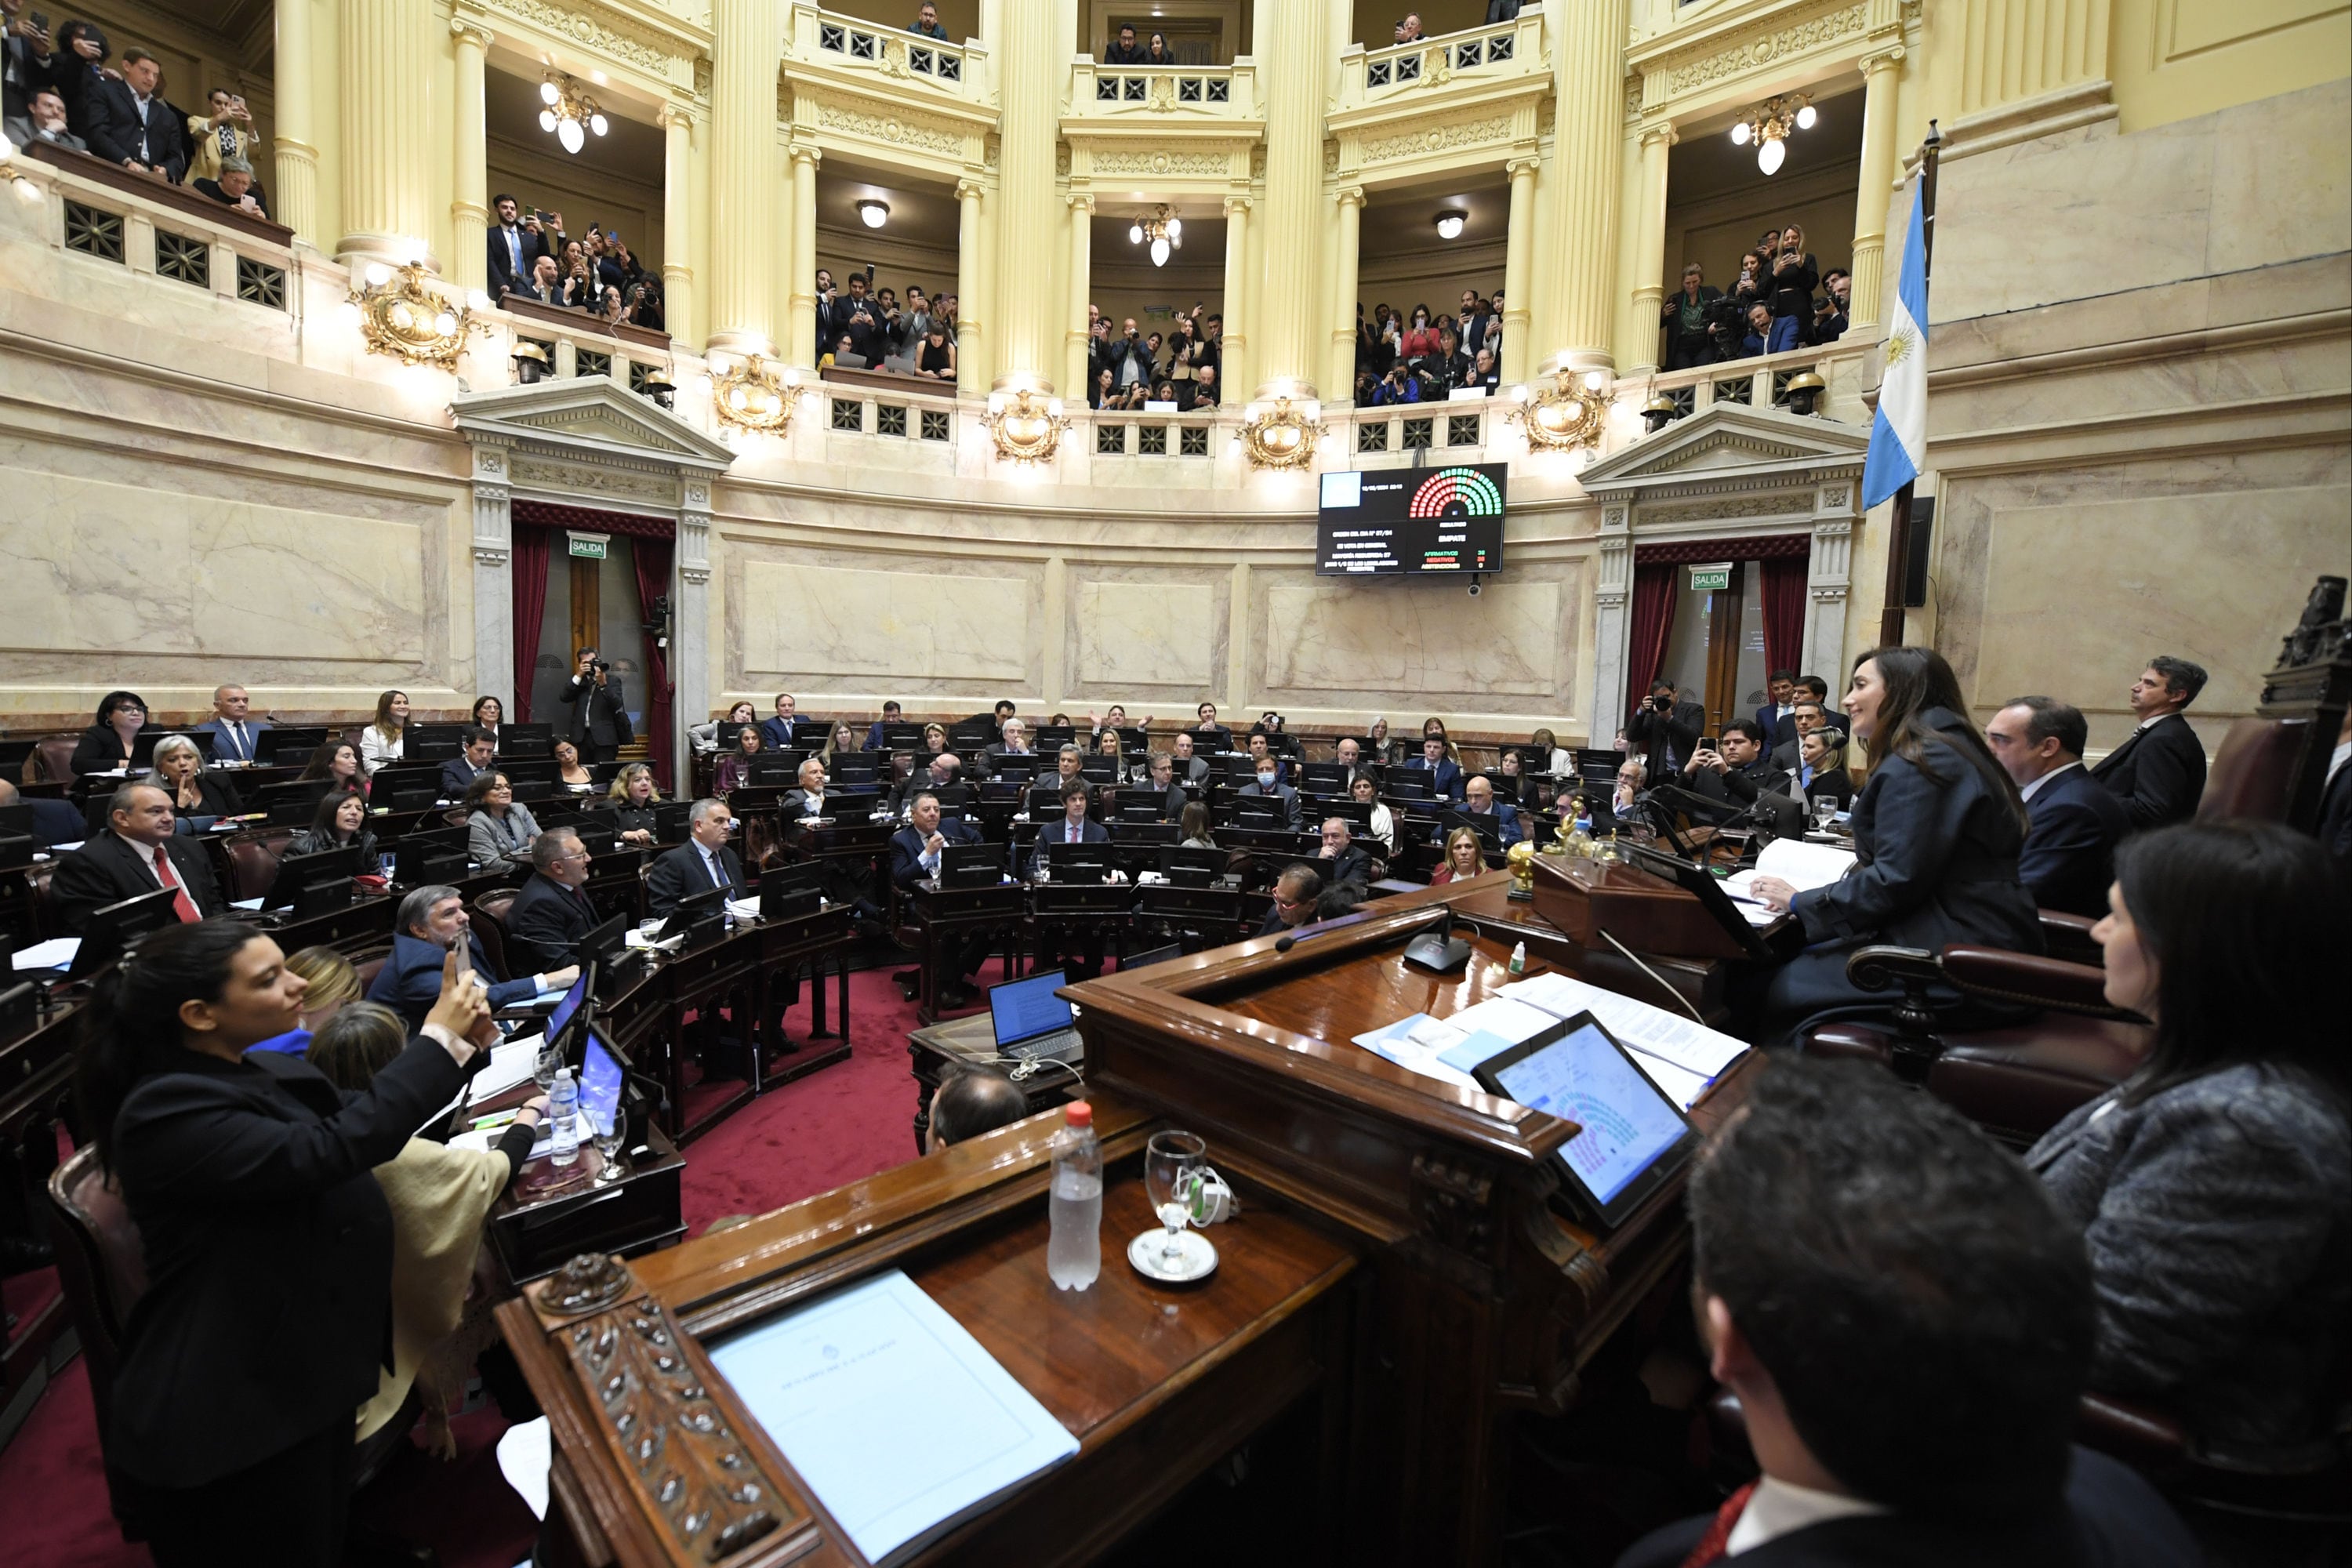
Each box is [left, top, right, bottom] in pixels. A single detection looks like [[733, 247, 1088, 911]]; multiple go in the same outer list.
[[1008, 1028, 1083, 1061]]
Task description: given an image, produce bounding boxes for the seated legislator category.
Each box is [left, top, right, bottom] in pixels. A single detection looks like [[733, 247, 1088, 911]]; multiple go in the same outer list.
[[781, 755, 838, 822], [1142, 751, 1188, 821], [70, 688, 150, 775], [1258, 862, 1323, 936], [1330, 736, 1378, 797], [862, 700, 907, 753], [1170, 731, 1212, 786], [366, 884, 570, 1025], [1313, 817, 1374, 888], [646, 799, 747, 916], [1243, 731, 1289, 786], [297, 739, 368, 804], [283, 788, 379, 868], [1029, 780, 1109, 874], [1178, 802, 1218, 851], [464, 771, 541, 866], [604, 762, 663, 846], [83, 924, 495, 1565], [1429, 826, 1485, 886], [927, 1065, 1032, 1152], [1792, 727, 1857, 815], [758, 692, 799, 752], [469, 695, 506, 751], [1985, 696, 2132, 918], [359, 689, 408, 777], [0, 778, 85, 849], [1192, 700, 1234, 753], [553, 739, 595, 797], [50, 782, 222, 933], [896, 750, 964, 813], [2026, 820, 2350, 1464], [247, 946, 365, 1057], [1238, 758, 1303, 828], [1351, 775, 1399, 856], [1456, 774, 1524, 847], [148, 733, 244, 822], [1616, 1058, 2198, 1568], [1408, 734, 1465, 804], [691, 699, 759, 756], [2089, 656, 2209, 830], [714, 723, 765, 795], [503, 828, 601, 974], [441, 728, 496, 800], [987, 718, 1038, 778], [194, 682, 270, 764], [893, 792, 993, 1006], [1742, 648, 2041, 1029], [1682, 719, 1787, 807]]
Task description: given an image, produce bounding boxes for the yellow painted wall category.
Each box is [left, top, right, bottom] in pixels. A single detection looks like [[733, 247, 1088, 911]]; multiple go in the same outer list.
[[2111, 0, 2352, 130]]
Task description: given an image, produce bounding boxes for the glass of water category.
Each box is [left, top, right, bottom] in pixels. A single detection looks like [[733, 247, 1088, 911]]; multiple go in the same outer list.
[[1812, 795, 1839, 830], [1144, 1131, 1207, 1271]]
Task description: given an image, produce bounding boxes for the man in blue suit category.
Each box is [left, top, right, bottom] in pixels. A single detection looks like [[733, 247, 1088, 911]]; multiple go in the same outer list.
[[1752, 669, 1799, 751], [1409, 734, 1465, 804], [1455, 774, 1524, 847], [194, 683, 270, 764], [893, 790, 993, 1005], [1986, 697, 2132, 918], [366, 884, 575, 1026], [759, 691, 799, 752], [1030, 781, 1111, 978]]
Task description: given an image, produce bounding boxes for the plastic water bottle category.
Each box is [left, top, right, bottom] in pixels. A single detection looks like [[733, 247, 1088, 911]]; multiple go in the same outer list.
[[1046, 1101, 1102, 1291], [548, 1067, 579, 1167]]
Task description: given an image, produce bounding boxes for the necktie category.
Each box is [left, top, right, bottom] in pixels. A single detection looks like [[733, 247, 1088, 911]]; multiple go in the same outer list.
[[152, 846, 200, 923], [1675, 1482, 1755, 1568], [230, 721, 248, 760]]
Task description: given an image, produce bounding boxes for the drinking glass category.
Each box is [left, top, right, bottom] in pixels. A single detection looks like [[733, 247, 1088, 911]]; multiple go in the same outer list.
[[1812, 795, 1838, 830], [1143, 1130, 1207, 1271], [593, 1107, 626, 1182], [533, 1037, 561, 1092]]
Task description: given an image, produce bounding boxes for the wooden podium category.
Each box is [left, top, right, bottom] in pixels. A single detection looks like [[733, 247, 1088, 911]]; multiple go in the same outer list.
[[498, 875, 1757, 1567]]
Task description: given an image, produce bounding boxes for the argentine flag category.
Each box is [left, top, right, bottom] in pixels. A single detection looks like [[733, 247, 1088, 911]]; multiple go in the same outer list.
[[1862, 183, 1929, 510]]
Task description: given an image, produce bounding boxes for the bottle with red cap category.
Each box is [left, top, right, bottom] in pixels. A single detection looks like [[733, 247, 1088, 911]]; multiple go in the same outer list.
[[1046, 1101, 1102, 1290]]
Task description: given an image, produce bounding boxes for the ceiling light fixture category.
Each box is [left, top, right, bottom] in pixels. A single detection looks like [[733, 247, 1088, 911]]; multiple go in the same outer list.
[[1732, 94, 1813, 176], [856, 198, 890, 230], [538, 75, 608, 156], [1128, 204, 1181, 267], [1435, 209, 1468, 241]]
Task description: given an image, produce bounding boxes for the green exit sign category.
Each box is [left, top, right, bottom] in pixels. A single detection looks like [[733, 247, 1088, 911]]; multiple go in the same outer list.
[[568, 533, 608, 561], [1688, 563, 1733, 592]]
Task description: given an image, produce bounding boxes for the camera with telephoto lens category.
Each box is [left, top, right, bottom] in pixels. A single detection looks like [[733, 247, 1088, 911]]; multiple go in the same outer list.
[[590, 658, 611, 673]]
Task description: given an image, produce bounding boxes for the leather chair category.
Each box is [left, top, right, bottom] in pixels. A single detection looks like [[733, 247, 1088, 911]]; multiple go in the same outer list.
[[29, 735, 77, 786], [2038, 908, 2101, 964], [2198, 715, 2320, 825], [221, 828, 295, 904], [470, 888, 519, 979], [351, 946, 393, 995]]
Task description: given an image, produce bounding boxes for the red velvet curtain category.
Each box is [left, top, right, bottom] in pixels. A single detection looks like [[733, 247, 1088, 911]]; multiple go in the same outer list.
[[1625, 562, 1677, 722], [510, 524, 552, 724], [1759, 554, 1809, 677], [630, 533, 675, 793]]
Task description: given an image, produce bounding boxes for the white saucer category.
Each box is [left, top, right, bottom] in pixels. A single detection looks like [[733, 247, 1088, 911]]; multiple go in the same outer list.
[[1127, 1227, 1218, 1283]]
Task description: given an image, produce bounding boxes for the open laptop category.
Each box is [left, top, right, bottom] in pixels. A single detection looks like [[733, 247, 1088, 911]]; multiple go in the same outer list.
[[986, 968, 1083, 1063]]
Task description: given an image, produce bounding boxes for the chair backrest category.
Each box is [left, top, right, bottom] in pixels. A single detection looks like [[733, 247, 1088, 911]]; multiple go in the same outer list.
[[223, 828, 296, 903], [31, 734, 77, 785], [352, 946, 392, 994], [2198, 715, 2318, 827], [46, 1143, 147, 1444], [471, 888, 518, 978]]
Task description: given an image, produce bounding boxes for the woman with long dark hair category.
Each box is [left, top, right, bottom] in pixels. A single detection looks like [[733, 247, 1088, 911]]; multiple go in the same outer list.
[[358, 689, 408, 777], [1744, 646, 2039, 1027], [285, 787, 379, 866], [296, 739, 366, 802], [2027, 819, 2349, 1460], [78, 923, 491, 1563]]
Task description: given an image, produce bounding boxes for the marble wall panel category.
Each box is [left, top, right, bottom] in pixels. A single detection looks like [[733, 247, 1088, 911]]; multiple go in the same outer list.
[[1068, 571, 1225, 703], [1254, 568, 1584, 717], [735, 557, 1035, 689]]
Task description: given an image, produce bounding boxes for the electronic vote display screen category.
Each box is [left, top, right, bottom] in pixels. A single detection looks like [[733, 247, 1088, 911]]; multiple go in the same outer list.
[[1316, 463, 1508, 576]]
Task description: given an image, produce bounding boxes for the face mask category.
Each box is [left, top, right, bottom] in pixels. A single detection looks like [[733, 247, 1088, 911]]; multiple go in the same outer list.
[[1258, 771, 1276, 789]]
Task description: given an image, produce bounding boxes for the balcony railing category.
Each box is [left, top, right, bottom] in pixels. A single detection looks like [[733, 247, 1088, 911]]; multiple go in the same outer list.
[[1639, 338, 1875, 423], [1339, 6, 1547, 108], [1067, 59, 1259, 121], [22, 139, 296, 314], [786, 2, 989, 103]]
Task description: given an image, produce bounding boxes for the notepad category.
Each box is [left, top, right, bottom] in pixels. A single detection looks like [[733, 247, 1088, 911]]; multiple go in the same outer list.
[[710, 1269, 1080, 1566]]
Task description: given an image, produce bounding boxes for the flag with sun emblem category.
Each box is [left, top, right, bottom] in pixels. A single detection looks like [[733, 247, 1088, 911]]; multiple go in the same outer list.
[[1862, 180, 1929, 509]]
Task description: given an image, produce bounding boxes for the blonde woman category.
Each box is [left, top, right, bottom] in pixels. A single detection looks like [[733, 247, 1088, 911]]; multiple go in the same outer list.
[[605, 761, 662, 845], [359, 689, 408, 776], [1430, 826, 1485, 885]]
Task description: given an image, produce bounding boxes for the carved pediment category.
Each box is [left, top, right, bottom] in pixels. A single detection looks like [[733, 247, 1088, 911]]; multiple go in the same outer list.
[[508, 405, 699, 454], [1580, 402, 1867, 500], [451, 378, 737, 474]]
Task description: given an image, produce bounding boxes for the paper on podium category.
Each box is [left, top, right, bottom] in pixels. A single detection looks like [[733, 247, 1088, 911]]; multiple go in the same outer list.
[[710, 1269, 1079, 1566], [725, 897, 763, 923], [1498, 971, 1747, 1109], [1722, 837, 1856, 902], [467, 1035, 543, 1105], [12, 937, 79, 971]]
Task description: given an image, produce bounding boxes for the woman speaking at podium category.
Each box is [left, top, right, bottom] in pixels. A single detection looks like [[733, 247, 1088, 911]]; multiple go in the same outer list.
[[1742, 647, 2042, 1034]]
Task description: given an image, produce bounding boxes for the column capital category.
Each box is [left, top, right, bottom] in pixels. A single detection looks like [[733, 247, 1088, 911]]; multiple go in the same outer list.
[[449, 16, 494, 49], [1334, 184, 1364, 209], [1639, 122, 1678, 150], [789, 142, 822, 169], [1862, 43, 1906, 74], [658, 102, 696, 132], [956, 176, 985, 202], [1067, 191, 1094, 215], [1505, 155, 1541, 180], [1222, 193, 1252, 218]]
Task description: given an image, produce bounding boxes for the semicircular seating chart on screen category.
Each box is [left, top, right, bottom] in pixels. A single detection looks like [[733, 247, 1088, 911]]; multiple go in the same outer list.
[[1409, 466, 1506, 520]]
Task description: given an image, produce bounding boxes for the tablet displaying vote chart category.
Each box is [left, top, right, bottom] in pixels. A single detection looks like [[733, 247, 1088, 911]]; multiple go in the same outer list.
[[1469, 1012, 1699, 1229]]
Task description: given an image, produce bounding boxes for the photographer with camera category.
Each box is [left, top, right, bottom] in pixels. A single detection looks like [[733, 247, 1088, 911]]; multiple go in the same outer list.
[[1626, 679, 1704, 778], [625, 275, 665, 332], [557, 646, 632, 766]]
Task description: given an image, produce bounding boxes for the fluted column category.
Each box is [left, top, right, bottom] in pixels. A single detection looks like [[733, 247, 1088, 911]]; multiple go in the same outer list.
[[659, 105, 695, 347], [1540, 0, 1628, 372], [448, 20, 492, 295], [786, 144, 820, 364], [1326, 185, 1363, 402], [1625, 123, 1675, 372], [1500, 155, 1537, 368], [955, 177, 988, 394], [1218, 194, 1252, 397], [708, 0, 779, 354], [1847, 46, 1905, 332], [273, 0, 320, 245], [337, 0, 434, 267], [1064, 192, 1094, 398], [1254, 0, 1324, 396], [991, 0, 1058, 388]]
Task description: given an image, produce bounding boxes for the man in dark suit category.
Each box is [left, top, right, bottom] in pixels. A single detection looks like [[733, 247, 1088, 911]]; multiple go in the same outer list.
[[0, 779, 82, 848], [85, 49, 186, 180], [1141, 751, 1189, 821], [1191, 701, 1233, 753], [647, 799, 747, 916], [1456, 774, 1524, 847], [1406, 734, 1464, 804], [1613, 1059, 2197, 1568], [1769, 700, 1829, 772], [191, 682, 270, 764], [49, 782, 222, 931], [1237, 764, 1303, 828], [862, 700, 905, 753], [1330, 737, 1379, 797], [557, 647, 632, 765], [486, 194, 555, 301], [780, 756, 836, 822], [892, 790, 992, 1005], [1626, 679, 1704, 778], [503, 828, 602, 973], [1258, 862, 1323, 937], [1102, 23, 1147, 64], [1987, 697, 2133, 918], [1753, 669, 1799, 751], [441, 728, 496, 800], [1030, 781, 1111, 977], [758, 692, 799, 752], [5, 89, 82, 154], [1685, 720, 1789, 807], [1313, 818, 1372, 889], [2089, 655, 2209, 829], [985, 718, 1038, 779], [1169, 731, 1212, 786], [365, 884, 568, 1025]]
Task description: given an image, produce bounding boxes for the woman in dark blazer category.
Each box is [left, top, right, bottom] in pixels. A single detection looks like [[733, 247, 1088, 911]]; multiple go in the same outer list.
[[2027, 819, 2350, 1464], [1763, 223, 1819, 354], [1796, 726, 1857, 814], [1744, 647, 2041, 1029], [78, 921, 492, 1563], [284, 787, 379, 866], [603, 761, 664, 846], [69, 688, 150, 775], [147, 733, 245, 820]]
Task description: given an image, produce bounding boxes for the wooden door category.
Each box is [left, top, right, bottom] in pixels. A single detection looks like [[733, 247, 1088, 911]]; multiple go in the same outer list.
[[1700, 561, 1746, 738]]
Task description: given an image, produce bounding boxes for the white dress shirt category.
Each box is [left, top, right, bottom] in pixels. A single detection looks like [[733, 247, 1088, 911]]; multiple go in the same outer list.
[[2017, 757, 2082, 805], [1724, 1475, 1886, 1555]]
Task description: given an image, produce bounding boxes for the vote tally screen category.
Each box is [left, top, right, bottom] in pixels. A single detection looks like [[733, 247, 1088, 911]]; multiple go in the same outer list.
[[1316, 463, 1508, 576]]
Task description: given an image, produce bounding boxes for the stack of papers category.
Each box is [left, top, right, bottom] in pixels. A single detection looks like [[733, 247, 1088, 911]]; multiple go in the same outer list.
[[12, 936, 79, 972], [468, 1035, 545, 1105], [725, 897, 764, 923], [1721, 838, 1857, 907]]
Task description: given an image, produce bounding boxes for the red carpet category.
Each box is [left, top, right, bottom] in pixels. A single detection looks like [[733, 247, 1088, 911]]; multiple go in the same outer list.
[[0, 965, 948, 1567]]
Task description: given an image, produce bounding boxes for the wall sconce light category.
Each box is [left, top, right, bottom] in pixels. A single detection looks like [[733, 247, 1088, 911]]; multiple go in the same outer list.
[[1730, 94, 1814, 176], [713, 354, 793, 434], [539, 76, 608, 156], [1434, 209, 1468, 241], [1240, 396, 1323, 470], [639, 368, 677, 411], [1782, 369, 1825, 417], [351, 260, 478, 368], [985, 386, 1070, 463], [511, 339, 551, 384], [856, 199, 890, 230], [1642, 394, 1681, 434], [1505, 370, 1608, 452]]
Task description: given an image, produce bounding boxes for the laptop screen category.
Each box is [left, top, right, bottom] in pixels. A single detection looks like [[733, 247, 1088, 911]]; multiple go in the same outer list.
[[578, 1029, 625, 1136], [543, 966, 590, 1051], [1489, 1020, 1688, 1205], [989, 970, 1073, 1050]]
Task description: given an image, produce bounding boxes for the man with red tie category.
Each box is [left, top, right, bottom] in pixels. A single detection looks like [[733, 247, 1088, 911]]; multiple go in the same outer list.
[[1613, 1060, 2196, 1568], [51, 782, 223, 933]]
